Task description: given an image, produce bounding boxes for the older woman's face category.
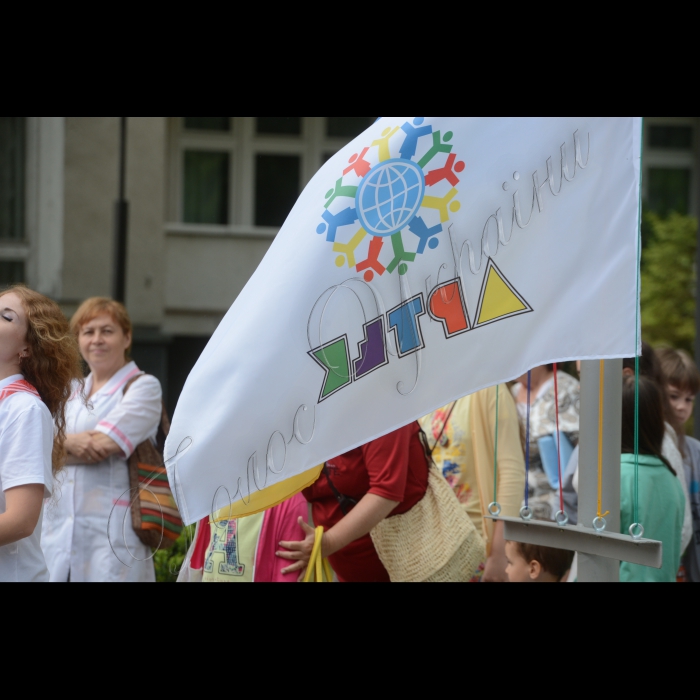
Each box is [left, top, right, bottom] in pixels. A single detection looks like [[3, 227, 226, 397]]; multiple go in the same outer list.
[[0, 293, 30, 370], [78, 313, 131, 375]]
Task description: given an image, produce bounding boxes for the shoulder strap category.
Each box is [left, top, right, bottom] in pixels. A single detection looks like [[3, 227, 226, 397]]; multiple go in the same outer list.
[[122, 372, 146, 397], [122, 372, 170, 444], [431, 401, 458, 455], [323, 465, 358, 516], [0, 380, 41, 403]]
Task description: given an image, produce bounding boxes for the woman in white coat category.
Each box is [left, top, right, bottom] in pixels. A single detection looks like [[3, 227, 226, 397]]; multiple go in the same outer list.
[[42, 298, 163, 583], [0, 286, 82, 583]]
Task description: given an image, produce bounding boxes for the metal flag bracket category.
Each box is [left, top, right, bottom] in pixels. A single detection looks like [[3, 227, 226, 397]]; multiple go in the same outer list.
[[486, 515, 663, 569]]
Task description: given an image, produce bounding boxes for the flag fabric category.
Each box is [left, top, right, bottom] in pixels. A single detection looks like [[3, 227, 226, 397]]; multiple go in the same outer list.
[[166, 117, 643, 525]]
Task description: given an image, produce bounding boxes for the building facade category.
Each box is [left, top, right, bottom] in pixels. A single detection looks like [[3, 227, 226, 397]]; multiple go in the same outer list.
[[1, 116, 698, 414]]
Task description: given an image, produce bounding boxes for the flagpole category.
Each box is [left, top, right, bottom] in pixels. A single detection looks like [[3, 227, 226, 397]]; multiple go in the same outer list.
[[113, 116, 129, 304]]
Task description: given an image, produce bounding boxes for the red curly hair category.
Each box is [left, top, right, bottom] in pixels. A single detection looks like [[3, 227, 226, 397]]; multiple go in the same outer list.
[[1, 286, 84, 475]]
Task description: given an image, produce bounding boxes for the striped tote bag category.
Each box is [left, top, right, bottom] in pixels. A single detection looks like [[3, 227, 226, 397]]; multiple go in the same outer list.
[[124, 378, 183, 550]]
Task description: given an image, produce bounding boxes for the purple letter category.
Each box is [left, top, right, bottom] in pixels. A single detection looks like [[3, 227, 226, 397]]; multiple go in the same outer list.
[[354, 317, 389, 380]]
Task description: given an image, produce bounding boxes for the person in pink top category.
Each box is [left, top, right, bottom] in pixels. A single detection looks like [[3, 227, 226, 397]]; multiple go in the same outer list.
[[181, 495, 310, 583]]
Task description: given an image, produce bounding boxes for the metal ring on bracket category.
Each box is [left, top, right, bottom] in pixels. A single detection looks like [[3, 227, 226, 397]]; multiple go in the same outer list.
[[555, 511, 569, 527], [593, 517, 607, 534], [488, 502, 502, 517], [520, 506, 534, 522], [629, 523, 645, 541]]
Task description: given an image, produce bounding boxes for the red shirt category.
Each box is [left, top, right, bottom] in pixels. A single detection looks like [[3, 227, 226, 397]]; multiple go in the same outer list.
[[303, 422, 429, 583]]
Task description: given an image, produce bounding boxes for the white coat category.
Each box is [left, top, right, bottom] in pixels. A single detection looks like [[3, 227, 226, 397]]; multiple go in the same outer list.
[[42, 362, 162, 583]]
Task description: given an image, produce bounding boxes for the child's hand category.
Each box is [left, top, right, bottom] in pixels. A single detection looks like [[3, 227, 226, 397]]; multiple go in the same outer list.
[[277, 518, 318, 579]]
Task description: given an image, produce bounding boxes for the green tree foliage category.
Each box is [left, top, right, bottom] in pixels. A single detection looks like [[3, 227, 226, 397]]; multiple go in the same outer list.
[[154, 526, 196, 583], [641, 212, 697, 356]]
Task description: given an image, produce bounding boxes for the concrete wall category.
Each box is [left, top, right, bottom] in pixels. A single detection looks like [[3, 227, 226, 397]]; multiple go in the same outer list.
[[62, 116, 118, 307], [163, 234, 271, 335], [62, 116, 167, 327], [124, 117, 167, 328]]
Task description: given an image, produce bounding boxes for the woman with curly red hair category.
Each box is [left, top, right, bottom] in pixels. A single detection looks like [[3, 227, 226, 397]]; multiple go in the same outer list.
[[0, 286, 82, 583]]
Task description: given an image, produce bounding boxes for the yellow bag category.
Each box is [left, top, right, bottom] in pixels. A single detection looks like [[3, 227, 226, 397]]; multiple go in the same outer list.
[[304, 527, 334, 583]]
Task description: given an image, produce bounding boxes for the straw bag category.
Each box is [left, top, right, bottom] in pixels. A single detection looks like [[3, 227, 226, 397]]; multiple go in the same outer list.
[[124, 376, 183, 551], [370, 465, 486, 583]]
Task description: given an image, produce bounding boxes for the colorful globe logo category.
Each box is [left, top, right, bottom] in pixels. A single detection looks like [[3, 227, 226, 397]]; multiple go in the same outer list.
[[317, 117, 465, 280], [356, 160, 426, 237]]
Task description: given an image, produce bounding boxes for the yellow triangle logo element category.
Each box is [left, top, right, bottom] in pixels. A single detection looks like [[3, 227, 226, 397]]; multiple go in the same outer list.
[[477, 260, 531, 326]]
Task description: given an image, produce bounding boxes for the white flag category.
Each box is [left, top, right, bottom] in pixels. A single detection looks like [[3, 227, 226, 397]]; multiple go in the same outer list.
[[166, 117, 642, 525]]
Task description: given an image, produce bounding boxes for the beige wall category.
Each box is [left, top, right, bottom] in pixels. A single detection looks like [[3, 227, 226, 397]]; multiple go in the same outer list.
[[124, 117, 167, 327], [63, 117, 119, 306], [163, 234, 271, 335], [62, 117, 167, 327]]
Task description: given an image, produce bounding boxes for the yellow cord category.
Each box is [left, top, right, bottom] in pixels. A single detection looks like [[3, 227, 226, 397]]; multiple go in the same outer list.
[[304, 526, 332, 583], [323, 557, 333, 582], [598, 361, 610, 520]]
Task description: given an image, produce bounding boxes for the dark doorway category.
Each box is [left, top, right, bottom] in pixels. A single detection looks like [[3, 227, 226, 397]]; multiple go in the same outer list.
[[166, 336, 211, 419]]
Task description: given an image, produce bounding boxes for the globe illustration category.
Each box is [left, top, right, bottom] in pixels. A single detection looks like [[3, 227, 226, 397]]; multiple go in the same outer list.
[[356, 159, 426, 237]]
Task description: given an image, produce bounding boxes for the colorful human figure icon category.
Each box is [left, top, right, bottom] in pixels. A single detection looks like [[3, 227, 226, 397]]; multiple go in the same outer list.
[[425, 153, 466, 187], [357, 237, 386, 282], [408, 216, 443, 254], [418, 131, 454, 169], [421, 188, 460, 223], [317, 207, 359, 243], [344, 147, 372, 178], [399, 117, 433, 161], [325, 178, 358, 210], [333, 228, 368, 268], [387, 232, 417, 275], [372, 126, 400, 163], [317, 119, 466, 280]]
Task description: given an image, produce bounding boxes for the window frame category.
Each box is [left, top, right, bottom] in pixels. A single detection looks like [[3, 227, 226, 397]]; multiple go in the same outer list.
[[167, 117, 372, 239], [0, 116, 29, 285], [644, 116, 699, 217]]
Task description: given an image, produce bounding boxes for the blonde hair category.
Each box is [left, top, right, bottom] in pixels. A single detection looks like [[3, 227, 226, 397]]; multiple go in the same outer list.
[[1, 286, 84, 476], [657, 347, 700, 396], [71, 297, 133, 360], [657, 347, 699, 459]]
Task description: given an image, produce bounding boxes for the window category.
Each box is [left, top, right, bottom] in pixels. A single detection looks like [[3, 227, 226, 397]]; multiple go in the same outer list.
[[255, 154, 301, 227], [649, 125, 693, 150], [257, 117, 302, 136], [169, 117, 377, 235], [184, 117, 231, 132], [647, 168, 691, 216], [184, 150, 230, 224], [1, 117, 26, 287], [0, 117, 25, 241], [0, 260, 24, 286], [327, 117, 375, 139], [644, 118, 698, 218]]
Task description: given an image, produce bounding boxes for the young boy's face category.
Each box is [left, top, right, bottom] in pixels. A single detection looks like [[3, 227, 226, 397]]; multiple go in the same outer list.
[[667, 385, 695, 426], [505, 542, 534, 583]]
